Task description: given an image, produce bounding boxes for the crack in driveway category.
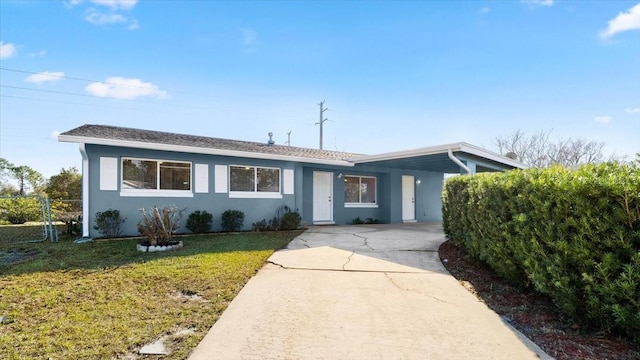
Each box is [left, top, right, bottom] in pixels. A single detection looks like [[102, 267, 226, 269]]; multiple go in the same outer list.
[[342, 250, 355, 270], [267, 260, 427, 274], [352, 233, 374, 251], [294, 237, 311, 248], [384, 272, 450, 303]]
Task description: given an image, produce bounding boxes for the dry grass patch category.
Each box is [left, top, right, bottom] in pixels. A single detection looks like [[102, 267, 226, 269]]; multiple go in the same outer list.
[[0, 231, 302, 359]]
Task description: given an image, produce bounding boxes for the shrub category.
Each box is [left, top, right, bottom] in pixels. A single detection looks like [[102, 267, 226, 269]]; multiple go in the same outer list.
[[365, 218, 380, 224], [251, 206, 301, 232], [351, 217, 364, 224], [186, 210, 213, 233], [442, 162, 640, 341], [0, 197, 42, 224], [280, 211, 302, 230], [138, 206, 185, 246], [93, 209, 125, 238], [252, 219, 269, 232], [221, 210, 244, 232]]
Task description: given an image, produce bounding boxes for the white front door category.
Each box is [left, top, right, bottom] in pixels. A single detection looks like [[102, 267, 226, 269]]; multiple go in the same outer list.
[[402, 175, 416, 222], [313, 171, 333, 224]]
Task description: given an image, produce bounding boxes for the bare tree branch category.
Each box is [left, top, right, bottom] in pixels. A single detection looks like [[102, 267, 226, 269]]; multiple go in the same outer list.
[[495, 130, 610, 168]]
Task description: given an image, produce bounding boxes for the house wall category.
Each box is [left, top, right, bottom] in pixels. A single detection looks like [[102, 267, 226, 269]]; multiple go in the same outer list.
[[85, 144, 301, 237], [300, 165, 444, 225], [84, 144, 446, 237]]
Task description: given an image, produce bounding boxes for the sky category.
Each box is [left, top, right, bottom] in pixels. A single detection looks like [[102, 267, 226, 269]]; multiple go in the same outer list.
[[0, 0, 639, 179]]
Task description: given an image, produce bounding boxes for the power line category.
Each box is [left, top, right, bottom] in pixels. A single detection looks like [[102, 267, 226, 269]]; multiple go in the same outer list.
[[1, 67, 157, 90], [1, 85, 168, 105], [0, 94, 149, 111], [0, 67, 211, 97]]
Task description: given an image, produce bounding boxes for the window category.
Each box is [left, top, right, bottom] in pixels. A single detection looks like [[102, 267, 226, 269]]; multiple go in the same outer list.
[[344, 175, 377, 206], [230, 165, 281, 197], [122, 158, 191, 192]]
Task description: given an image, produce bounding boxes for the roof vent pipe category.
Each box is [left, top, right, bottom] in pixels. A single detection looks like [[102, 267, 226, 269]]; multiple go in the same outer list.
[[267, 132, 275, 145], [448, 148, 471, 174]]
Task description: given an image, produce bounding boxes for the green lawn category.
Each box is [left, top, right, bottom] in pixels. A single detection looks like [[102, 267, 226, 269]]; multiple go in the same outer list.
[[0, 231, 302, 359]]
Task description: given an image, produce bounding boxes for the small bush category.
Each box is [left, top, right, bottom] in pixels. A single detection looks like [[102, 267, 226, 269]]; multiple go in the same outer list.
[[186, 210, 213, 233], [351, 217, 364, 224], [252, 219, 269, 232], [93, 209, 125, 238], [365, 218, 380, 224], [251, 206, 301, 232], [138, 206, 185, 246], [280, 211, 301, 230], [0, 197, 42, 224], [221, 210, 244, 232]]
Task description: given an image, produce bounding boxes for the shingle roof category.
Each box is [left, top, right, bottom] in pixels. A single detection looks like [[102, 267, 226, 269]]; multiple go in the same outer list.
[[60, 124, 363, 162]]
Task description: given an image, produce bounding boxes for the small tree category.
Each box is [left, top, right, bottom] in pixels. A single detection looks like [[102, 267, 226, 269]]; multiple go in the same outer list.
[[46, 167, 81, 201]]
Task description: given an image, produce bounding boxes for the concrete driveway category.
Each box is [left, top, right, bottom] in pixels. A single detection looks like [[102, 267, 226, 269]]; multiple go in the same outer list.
[[189, 224, 549, 360]]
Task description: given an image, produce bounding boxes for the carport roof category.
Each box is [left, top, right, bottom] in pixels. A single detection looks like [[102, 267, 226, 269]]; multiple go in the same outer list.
[[352, 142, 526, 172], [58, 124, 525, 172]]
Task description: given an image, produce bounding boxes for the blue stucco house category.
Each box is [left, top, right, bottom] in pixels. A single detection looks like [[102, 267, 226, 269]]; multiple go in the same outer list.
[[58, 124, 525, 238]]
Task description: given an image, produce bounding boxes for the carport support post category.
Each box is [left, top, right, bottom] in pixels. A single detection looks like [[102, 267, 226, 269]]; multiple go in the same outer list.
[[388, 169, 403, 224], [464, 161, 477, 174]]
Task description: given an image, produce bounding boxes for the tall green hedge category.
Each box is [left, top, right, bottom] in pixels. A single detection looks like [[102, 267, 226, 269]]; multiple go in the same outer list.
[[442, 163, 640, 341]]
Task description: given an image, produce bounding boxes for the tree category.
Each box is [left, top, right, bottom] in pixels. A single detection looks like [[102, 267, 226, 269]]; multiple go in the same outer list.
[[46, 167, 82, 200], [0, 158, 11, 183], [9, 165, 45, 195], [0, 158, 45, 195], [495, 129, 609, 168]]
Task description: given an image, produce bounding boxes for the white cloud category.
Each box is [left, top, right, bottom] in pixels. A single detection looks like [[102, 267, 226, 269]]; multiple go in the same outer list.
[[29, 49, 47, 57], [0, 41, 18, 59], [65, 0, 83, 8], [480, 7, 491, 14], [85, 77, 167, 100], [84, 8, 138, 29], [626, 108, 640, 114], [91, 0, 137, 10], [594, 115, 612, 124], [600, 4, 640, 39], [85, 9, 127, 25], [25, 71, 65, 84], [521, 0, 554, 7]]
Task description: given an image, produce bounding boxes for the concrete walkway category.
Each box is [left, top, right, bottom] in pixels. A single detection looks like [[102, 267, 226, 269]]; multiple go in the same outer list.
[[189, 224, 550, 360]]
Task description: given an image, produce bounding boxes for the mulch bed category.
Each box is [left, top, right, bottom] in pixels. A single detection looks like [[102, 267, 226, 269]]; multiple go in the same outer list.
[[438, 240, 640, 360]]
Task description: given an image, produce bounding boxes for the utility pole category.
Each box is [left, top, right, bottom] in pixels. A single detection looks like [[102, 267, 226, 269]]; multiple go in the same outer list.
[[316, 100, 329, 149], [286, 130, 292, 146]]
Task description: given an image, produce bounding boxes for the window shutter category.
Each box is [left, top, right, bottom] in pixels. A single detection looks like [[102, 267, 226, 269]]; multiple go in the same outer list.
[[214, 165, 228, 193], [195, 164, 209, 193], [100, 157, 118, 191], [283, 169, 294, 194]]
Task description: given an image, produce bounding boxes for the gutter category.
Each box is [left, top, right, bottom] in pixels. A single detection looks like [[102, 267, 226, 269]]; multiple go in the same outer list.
[[448, 148, 471, 174], [79, 143, 91, 239]]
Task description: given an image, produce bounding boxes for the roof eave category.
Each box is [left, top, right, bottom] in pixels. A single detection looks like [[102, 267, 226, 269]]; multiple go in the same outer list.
[[457, 143, 528, 169], [58, 134, 355, 167], [351, 141, 527, 169], [351, 142, 465, 164]]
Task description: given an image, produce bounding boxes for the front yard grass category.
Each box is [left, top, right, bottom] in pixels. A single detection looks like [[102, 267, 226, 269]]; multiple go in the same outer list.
[[0, 231, 302, 359]]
